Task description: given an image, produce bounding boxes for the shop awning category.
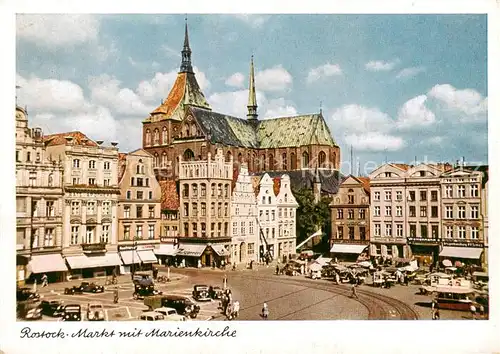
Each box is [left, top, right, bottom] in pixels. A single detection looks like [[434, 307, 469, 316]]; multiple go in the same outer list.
[[27, 254, 68, 274], [176, 244, 207, 257], [119, 250, 141, 265], [137, 250, 158, 264], [66, 253, 122, 269], [210, 244, 228, 257], [154, 244, 178, 256], [439, 247, 483, 259], [330, 244, 368, 254]]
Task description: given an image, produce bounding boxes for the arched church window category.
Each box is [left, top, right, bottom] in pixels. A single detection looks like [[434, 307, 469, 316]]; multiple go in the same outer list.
[[302, 152, 309, 169], [162, 127, 167, 144], [282, 153, 287, 170], [268, 154, 274, 171], [153, 129, 160, 145], [145, 129, 151, 146], [318, 151, 326, 167], [183, 149, 195, 161], [291, 153, 297, 170]]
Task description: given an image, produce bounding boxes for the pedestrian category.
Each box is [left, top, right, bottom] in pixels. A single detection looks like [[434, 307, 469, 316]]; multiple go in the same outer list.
[[276, 264, 280, 275], [479, 304, 485, 318], [351, 284, 359, 299], [262, 303, 269, 320], [250, 260, 253, 270], [434, 307, 440, 320], [431, 299, 437, 319], [470, 303, 477, 320], [113, 289, 119, 304], [41, 273, 48, 287], [233, 300, 240, 319]]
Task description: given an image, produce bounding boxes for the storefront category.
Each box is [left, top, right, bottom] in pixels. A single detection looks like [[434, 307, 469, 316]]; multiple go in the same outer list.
[[439, 246, 484, 267], [154, 243, 178, 265], [408, 240, 440, 267], [119, 247, 141, 274], [65, 252, 122, 279], [25, 253, 68, 283], [330, 243, 368, 262], [176, 243, 230, 268], [136, 245, 158, 270]]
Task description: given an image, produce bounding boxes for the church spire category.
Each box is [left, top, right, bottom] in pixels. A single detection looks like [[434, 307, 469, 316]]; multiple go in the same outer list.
[[247, 55, 258, 120], [180, 19, 193, 73]]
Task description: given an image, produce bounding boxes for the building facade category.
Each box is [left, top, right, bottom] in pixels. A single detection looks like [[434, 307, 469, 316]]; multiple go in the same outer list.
[[177, 149, 232, 267], [16, 106, 66, 284], [44, 132, 121, 279], [231, 164, 259, 265], [369, 164, 411, 260], [329, 175, 371, 261], [117, 149, 162, 273], [276, 175, 299, 261], [142, 23, 340, 181], [439, 165, 488, 266], [154, 180, 181, 265]]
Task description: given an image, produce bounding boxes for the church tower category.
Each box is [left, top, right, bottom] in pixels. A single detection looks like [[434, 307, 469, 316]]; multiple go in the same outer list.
[[247, 56, 258, 121], [180, 21, 193, 73]]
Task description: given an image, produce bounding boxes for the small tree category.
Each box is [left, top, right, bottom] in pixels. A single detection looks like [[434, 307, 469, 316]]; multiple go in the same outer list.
[[293, 188, 332, 253]]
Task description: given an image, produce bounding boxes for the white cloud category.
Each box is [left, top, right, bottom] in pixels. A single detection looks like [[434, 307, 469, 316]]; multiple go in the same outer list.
[[307, 63, 342, 83], [256, 65, 293, 92], [88, 74, 154, 116], [225, 72, 245, 88], [17, 14, 100, 48], [428, 84, 487, 117], [232, 14, 268, 28], [161, 44, 181, 58], [365, 59, 399, 72], [345, 132, 405, 152], [396, 66, 426, 80], [262, 98, 297, 118], [193, 67, 211, 91], [396, 95, 436, 129], [329, 104, 394, 134], [16, 74, 87, 112]]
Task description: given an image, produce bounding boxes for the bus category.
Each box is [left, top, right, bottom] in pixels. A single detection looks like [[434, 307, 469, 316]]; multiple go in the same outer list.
[[433, 286, 476, 311]]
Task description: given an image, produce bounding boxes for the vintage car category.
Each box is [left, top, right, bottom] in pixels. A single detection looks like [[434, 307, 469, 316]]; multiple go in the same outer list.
[[133, 284, 162, 300], [133, 272, 154, 286], [307, 269, 322, 280], [192, 285, 211, 301], [144, 295, 200, 319], [208, 286, 223, 300], [154, 307, 188, 321], [16, 287, 40, 302], [62, 304, 82, 321], [139, 311, 165, 321], [64, 282, 104, 295], [86, 302, 105, 321], [40, 300, 65, 317], [16, 300, 42, 320]]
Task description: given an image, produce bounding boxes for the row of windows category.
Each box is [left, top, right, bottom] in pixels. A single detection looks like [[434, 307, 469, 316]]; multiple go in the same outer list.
[[122, 224, 155, 240], [123, 205, 156, 219], [70, 225, 110, 245], [373, 185, 480, 202], [258, 208, 295, 220], [16, 150, 41, 163], [18, 198, 57, 217], [73, 159, 111, 170], [126, 190, 154, 200], [335, 226, 367, 240], [183, 202, 229, 217], [17, 228, 56, 248], [183, 222, 229, 238], [182, 183, 230, 198], [444, 205, 480, 219], [444, 184, 479, 198], [232, 221, 255, 236], [372, 204, 480, 219], [71, 201, 112, 215], [72, 177, 112, 186], [336, 208, 366, 219]]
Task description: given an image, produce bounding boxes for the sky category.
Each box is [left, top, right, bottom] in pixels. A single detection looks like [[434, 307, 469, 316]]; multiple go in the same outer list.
[[15, 14, 488, 174]]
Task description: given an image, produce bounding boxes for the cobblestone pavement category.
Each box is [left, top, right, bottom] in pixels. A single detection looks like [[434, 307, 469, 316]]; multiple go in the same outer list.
[[26, 264, 483, 321]]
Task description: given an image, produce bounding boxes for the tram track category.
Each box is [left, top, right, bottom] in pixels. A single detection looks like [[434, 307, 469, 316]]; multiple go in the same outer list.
[[231, 274, 419, 320]]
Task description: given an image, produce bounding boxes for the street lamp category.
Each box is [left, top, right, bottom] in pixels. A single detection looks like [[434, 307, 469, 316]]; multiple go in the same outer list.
[[131, 238, 137, 280]]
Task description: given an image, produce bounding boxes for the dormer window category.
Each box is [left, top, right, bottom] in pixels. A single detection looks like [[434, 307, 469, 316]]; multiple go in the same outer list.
[[385, 172, 391, 177]]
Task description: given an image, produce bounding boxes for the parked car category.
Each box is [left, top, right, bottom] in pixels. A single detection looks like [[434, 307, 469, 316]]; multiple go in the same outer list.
[[208, 286, 223, 300], [64, 285, 83, 295], [62, 304, 82, 321], [16, 301, 42, 320], [86, 302, 105, 321], [40, 300, 65, 317], [16, 287, 40, 302], [139, 311, 165, 321], [154, 307, 188, 321], [192, 285, 211, 301], [133, 284, 162, 300], [64, 282, 104, 295], [307, 269, 322, 280], [133, 272, 154, 286], [144, 295, 200, 319]]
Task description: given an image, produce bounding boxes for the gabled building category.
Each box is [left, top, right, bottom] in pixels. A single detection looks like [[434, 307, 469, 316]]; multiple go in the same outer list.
[[231, 164, 258, 264], [275, 175, 299, 261], [142, 23, 340, 181], [117, 149, 162, 273], [16, 105, 65, 284], [44, 131, 121, 279], [154, 180, 180, 265], [329, 175, 371, 262]]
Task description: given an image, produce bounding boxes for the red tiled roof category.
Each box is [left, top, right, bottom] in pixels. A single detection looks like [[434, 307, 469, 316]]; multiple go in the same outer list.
[[392, 163, 411, 171], [357, 176, 370, 194], [43, 131, 98, 147], [159, 180, 180, 211], [273, 177, 281, 196], [151, 73, 186, 115]]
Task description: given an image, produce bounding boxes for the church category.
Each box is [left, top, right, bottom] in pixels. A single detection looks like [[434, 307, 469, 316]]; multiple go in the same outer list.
[[142, 23, 341, 193]]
